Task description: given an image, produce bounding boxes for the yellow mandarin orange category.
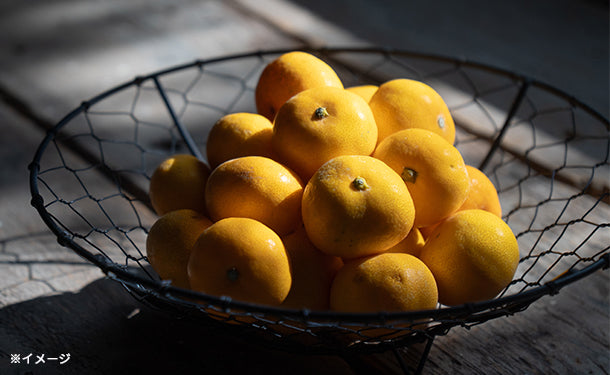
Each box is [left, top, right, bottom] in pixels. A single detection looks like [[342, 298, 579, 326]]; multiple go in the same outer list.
[[281, 225, 343, 310], [255, 51, 344, 121], [301, 155, 415, 259], [369, 78, 455, 145], [330, 252, 438, 312], [148, 154, 210, 216], [272, 86, 378, 181], [205, 156, 303, 236], [206, 112, 274, 169], [188, 217, 292, 306], [419, 222, 441, 240], [346, 84, 378, 102], [458, 165, 503, 217], [385, 227, 426, 258], [419, 209, 520, 306], [145, 209, 212, 289], [373, 128, 470, 228]]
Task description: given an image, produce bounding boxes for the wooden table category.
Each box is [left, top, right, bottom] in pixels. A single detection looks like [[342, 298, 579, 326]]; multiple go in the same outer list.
[[1, 1, 608, 374]]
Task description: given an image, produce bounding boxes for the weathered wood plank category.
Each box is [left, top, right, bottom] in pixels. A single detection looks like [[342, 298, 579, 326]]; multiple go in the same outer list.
[[0, 103, 105, 307], [1, 100, 358, 375], [0, 277, 356, 375], [0, 0, 298, 125], [423, 269, 609, 374]]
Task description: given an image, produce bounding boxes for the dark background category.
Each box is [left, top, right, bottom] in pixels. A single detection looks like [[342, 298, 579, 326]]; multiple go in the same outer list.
[[292, 0, 609, 118]]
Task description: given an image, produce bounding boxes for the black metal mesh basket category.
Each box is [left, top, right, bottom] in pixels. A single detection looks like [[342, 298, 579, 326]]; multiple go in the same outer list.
[[29, 48, 609, 372]]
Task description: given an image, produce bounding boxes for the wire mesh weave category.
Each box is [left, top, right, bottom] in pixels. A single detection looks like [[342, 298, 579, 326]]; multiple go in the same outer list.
[[29, 48, 609, 355]]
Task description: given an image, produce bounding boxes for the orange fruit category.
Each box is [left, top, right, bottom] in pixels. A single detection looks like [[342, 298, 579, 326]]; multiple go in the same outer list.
[[272, 86, 378, 181], [385, 227, 426, 258], [205, 156, 303, 236], [281, 225, 343, 310], [187, 217, 292, 306], [373, 128, 470, 228], [301, 155, 415, 259], [145, 209, 212, 289], [419, 209, 520, 306], [255, 51, 344, 121], [346, 84, 378, 102], [206, 112, 274, 169], [330, 252, 438, 312], [149, 154, 210, 216], [419, 222, 441, 240], [369, 78, 455, 145], [458, 165, 502, 217]]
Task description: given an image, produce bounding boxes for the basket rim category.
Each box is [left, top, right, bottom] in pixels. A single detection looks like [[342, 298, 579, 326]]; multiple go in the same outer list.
[[28, 46, 610, 324]]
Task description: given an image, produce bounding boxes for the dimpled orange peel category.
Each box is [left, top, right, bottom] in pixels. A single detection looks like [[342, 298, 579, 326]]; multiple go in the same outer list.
[[255, 51, 343, 121], [369, 78, 455, 145], [374, 128, 470, 228], [272, 86, 378, 181], [301, 155, 415, 259], [419, 209, 520, 306]]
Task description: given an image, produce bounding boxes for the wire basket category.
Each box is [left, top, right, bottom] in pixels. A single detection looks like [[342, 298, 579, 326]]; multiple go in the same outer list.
[[29, 48, 609, 370]]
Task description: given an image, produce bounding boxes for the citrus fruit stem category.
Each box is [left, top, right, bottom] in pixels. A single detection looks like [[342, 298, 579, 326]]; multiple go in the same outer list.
[[401, 167, 418, 183], [352, 176, 370, 191], [227, 266, 240, 282], [437, 114, 446, 129], [315, 107, 329, 119]]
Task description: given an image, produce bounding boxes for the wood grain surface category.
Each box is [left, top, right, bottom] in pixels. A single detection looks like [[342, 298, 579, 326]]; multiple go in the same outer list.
[[1, 1, 608, 374]]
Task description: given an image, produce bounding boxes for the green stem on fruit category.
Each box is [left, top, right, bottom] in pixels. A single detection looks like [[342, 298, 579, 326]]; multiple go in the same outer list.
[[227, 267, 239, 282], [352, 176, 370, 191], [401, 167, 418, 183], [437, 114, 446, 129], [315, 107, 329, 119]]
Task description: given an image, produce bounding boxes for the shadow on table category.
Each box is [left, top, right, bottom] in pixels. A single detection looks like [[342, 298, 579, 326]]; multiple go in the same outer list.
[[0, 277, 355, 375]]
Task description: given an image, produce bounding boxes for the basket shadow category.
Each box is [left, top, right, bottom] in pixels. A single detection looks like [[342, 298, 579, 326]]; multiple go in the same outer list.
[[0, 277, 355, 375]]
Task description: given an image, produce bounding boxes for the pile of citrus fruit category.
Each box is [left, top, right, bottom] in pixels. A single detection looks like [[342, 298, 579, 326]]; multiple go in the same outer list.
[[146, 51, 520, 313]]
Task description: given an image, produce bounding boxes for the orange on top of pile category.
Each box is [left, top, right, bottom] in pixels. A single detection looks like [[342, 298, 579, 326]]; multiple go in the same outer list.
[[146, 51, 519, 312]]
